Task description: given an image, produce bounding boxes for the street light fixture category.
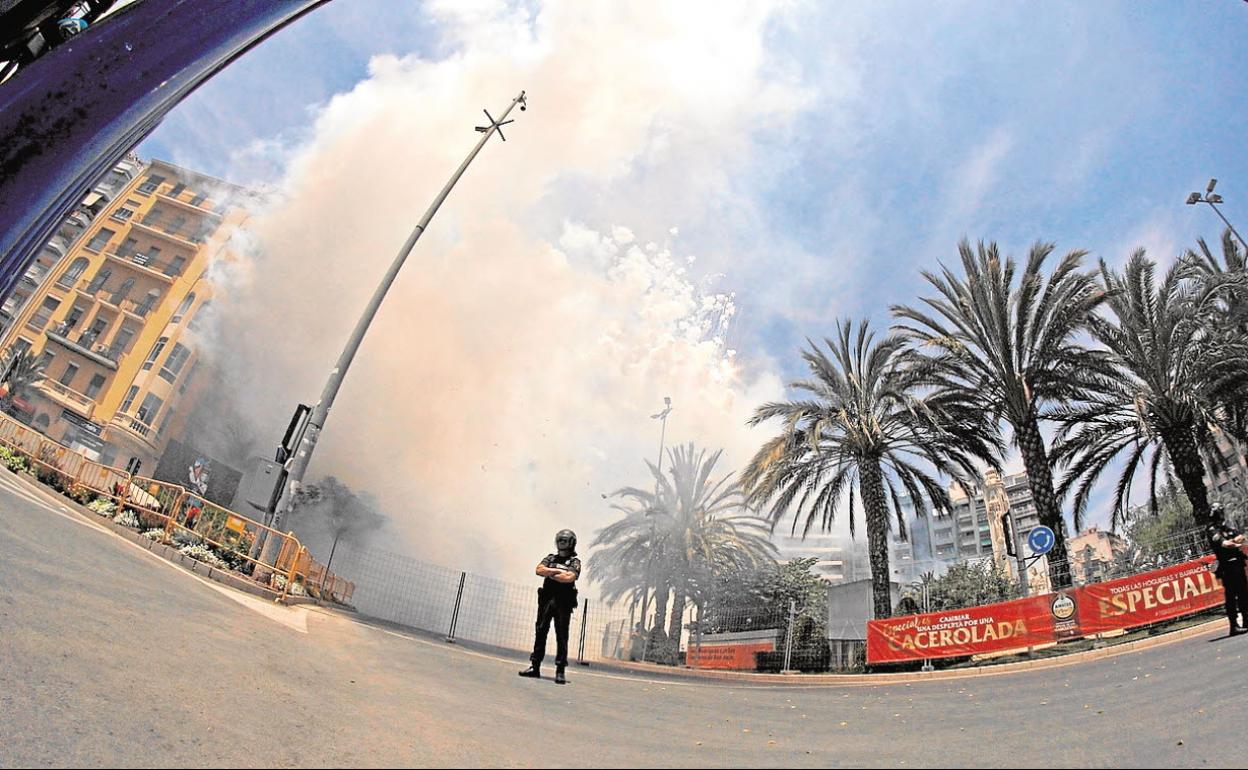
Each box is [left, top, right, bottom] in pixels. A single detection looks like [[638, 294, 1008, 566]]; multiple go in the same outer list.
[[262, 91, 528, 566], [1186, 178, 1248, 250], [638, 396, 672, 662]]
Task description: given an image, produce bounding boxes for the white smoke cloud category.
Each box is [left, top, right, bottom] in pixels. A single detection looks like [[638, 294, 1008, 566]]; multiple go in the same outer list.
[[209, 0, 810, 577]]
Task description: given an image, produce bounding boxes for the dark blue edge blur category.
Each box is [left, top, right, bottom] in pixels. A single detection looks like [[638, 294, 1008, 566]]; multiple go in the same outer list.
[[0, 0, 330, 305]]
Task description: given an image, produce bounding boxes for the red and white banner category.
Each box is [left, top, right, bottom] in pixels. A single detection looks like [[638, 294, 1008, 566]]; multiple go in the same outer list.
[[866, 594, 1057, 664], [687, 630, 777, 670], [867, 556, 1236, 665], [1077, 556, 1223, 635]]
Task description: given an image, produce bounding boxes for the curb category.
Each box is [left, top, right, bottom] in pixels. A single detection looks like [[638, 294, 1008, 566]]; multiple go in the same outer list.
[[579, 618, 1225, 685], [314, 602, 1227, 687]]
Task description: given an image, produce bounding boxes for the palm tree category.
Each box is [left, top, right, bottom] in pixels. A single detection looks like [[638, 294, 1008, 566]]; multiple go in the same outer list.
[[0, 346, 45, 412], [591, 443, 777, 660], [742, 320, 1001, 619], [892, 240, 1107, 586], [1053, 251, 1248, 529], [1180, 231, 1248, 443]]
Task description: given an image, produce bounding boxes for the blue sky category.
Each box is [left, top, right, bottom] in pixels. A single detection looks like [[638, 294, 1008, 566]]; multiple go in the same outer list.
[[139, 1, 1248, 558]]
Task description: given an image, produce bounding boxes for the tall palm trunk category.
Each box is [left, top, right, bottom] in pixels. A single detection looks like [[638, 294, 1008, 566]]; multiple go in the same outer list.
[[667, 585, 687, 653], [1158, 423, 1212, 527], [859, 457, 893, 619], [651, 582, 669, 633], [1014, 413, 1071, 587]]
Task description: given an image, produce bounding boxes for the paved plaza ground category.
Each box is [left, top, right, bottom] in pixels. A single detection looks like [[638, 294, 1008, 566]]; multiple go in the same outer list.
[[2, 470, 1245, 768]]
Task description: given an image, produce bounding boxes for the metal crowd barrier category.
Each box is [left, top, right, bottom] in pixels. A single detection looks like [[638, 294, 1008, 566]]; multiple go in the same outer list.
[[0, 412, 354, 604]]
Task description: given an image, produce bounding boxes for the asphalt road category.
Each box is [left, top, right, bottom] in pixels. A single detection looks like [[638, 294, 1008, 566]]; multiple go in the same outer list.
[[2, 469, 1246, 768]]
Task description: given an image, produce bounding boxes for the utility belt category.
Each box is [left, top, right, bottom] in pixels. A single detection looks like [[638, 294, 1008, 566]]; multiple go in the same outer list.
[[538, 585, 578, 611]]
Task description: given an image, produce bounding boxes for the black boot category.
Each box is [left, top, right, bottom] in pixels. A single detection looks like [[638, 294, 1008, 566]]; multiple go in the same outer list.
[[555, 666, 567, 685], [519, 665, 541, 678]]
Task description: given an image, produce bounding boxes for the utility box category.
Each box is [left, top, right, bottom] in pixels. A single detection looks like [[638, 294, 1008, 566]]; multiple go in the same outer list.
[[238, 457, 286, 516]]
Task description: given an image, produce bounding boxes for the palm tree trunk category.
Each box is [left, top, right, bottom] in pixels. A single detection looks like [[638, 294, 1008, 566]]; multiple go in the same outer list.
[[1159, 423, 1213, 527], [1014, 414, 1072, 588], [667, 586, 687, 654], [859, 458, 893, 619], [651, 582, 669, 633]]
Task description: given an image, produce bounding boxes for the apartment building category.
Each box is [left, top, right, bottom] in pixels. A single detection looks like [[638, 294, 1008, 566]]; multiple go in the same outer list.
[[0, 154, 144, 335], [0, 159, 249, 475]]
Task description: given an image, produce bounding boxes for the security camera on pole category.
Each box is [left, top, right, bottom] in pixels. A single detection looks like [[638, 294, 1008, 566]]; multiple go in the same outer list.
[[258, 91, 529, 576]]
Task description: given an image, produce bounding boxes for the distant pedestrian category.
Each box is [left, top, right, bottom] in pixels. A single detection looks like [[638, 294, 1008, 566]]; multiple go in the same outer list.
[[519, 529, 580, 684], [1208, 504, 1247, 636]]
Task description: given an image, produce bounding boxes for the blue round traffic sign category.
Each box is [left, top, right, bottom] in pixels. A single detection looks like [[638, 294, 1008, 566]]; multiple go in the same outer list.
[[1028, 525, 1056, 556]]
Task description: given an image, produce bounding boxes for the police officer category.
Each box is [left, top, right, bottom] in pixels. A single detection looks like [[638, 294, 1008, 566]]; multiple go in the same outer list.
[[1208, 504, 1247, 636], [519, 529, 581, 684]]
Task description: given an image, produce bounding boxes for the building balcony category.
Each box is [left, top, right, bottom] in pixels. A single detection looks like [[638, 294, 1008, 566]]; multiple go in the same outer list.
[[156, 190, 220, 216], [70, 283, 154, 320], [19, 264, 49, 287], [38, 380, 95, 418], [132, 217, 206, 247], [25, 311, 55, 332], [109, 412, 159, 450], [44, 236, 71, 258], [45, 325, 123, 370], [102, 251, 183, 282]]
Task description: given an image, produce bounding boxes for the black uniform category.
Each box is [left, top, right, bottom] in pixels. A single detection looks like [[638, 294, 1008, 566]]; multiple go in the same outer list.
[[1210, 523, 1247, 632], [530, 552, 580, 668]]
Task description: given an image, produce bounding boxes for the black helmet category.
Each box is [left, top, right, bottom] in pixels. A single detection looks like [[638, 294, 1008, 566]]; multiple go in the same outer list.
[[555, 529, 577, 549], [1210, 503, 1226, 524]]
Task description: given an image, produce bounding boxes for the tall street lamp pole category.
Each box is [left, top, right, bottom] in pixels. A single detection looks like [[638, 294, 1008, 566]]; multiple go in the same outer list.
[[266, 91, 528, 553], [638, 396, 672, 660], [1187, 178, 1248, 251]]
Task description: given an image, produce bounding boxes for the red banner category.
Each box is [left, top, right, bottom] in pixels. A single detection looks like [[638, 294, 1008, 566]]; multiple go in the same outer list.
[[686, 640, 775, 670], [1077, 556, 1223, 635], [867, 594, 1058, 663], [867, 556, 1238, 665]]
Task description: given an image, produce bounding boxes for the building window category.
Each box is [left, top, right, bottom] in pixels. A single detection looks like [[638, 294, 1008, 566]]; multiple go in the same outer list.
[[119, 385, 139, 413], [172, 293, 195, 323], [169, 183, 186, 198], [158, 343, 190, 384], [138, 175, 166, 195], [142, 337, 168, 370], [110, 326, 136, 359], [157, 406, 175, 437], [136, 393, 163, 426], [85, 374, 106, 398], [178, 360, 198, 395], [56, 257, 90, 288], [164, 255, 186, 277], [85, 228, 114, 253], [85, 269, 111, 295], [110, 278, 135, 306], [135, 289, 160, 317], [186, 300, 211, 331], [28, 296, 60, 330], [110, 207, 135, 222], [59, 362, 79, 388], [190, 193, 206, 206]]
